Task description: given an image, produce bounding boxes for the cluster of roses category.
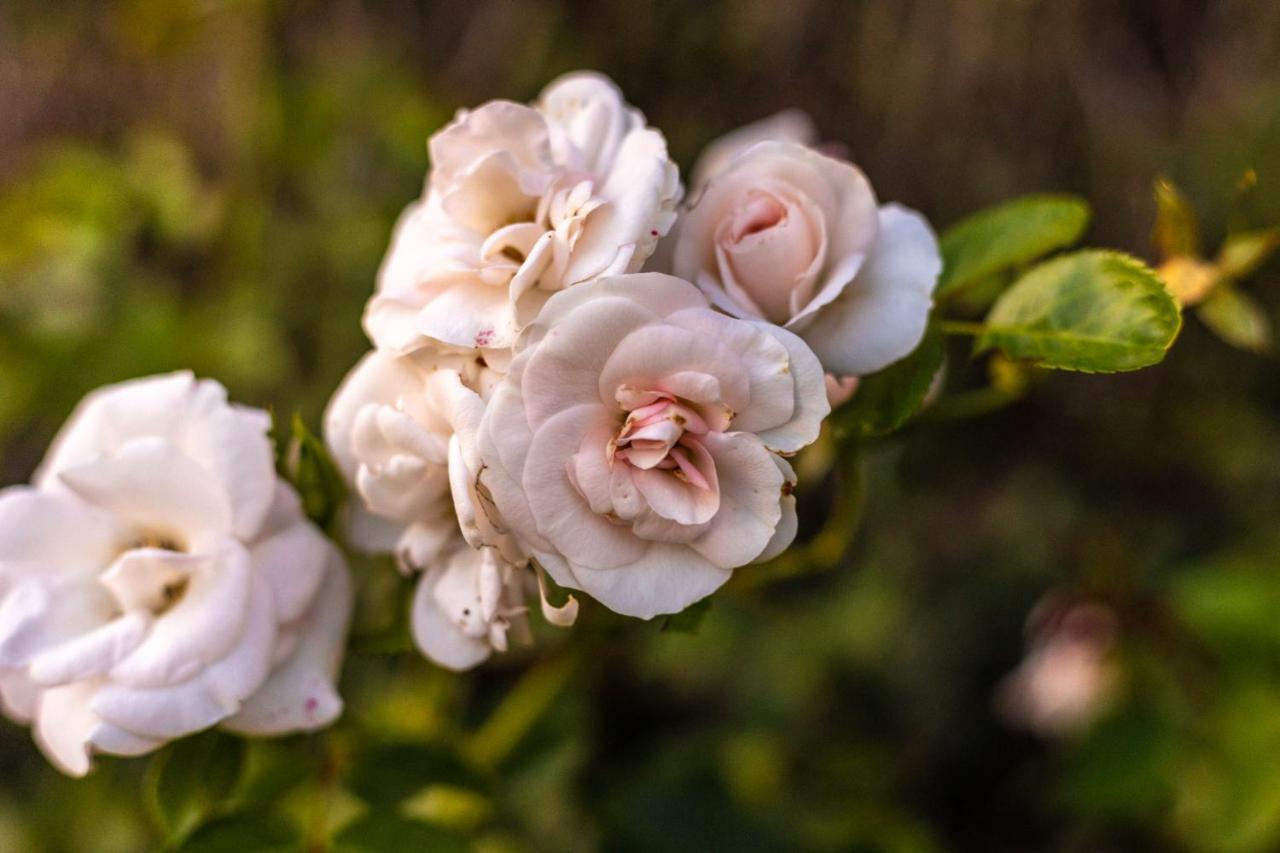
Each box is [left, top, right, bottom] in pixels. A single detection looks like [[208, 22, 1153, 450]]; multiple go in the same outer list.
[[0, 72, 940, 775]]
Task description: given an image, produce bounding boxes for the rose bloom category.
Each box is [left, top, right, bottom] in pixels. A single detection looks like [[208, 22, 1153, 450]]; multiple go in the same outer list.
[[326, 349, 572, 670], [477, 273, 829, 619], [996, 596, 1118, 737], [365, 71, 681, 357], [673, 138, 941, 379], [0, 374, 351, 776]]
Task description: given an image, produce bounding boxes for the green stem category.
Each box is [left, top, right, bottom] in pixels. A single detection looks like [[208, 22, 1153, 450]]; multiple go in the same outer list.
[[938, 319, 988, 336], [464, 650, 579, 768]]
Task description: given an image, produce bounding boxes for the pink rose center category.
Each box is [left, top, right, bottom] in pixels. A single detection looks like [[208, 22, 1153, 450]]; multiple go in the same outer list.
[[611, 396, 714, 489], [713, 189, 823, 325]]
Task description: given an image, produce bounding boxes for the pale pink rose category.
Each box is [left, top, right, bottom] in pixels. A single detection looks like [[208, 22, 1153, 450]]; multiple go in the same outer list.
[[325, 348, 574, 670], [365, 72, 681, 356], [0, 374, 351, 776], [477, 273, 829, 619], [673, 140, 941, 378]]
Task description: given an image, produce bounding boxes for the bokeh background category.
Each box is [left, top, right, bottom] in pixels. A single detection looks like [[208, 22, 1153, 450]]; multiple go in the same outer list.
[[3, 1, 1280, 851]]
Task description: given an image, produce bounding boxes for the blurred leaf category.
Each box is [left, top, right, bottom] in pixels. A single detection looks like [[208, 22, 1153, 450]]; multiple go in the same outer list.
[[1170, 557, 1280, 655], [1153, 176, 1199, 258], [1059, 705, 1175, 819], [334, 815, 470, 853], [145, 731, 247, 848], [401, 785, 493, 834], [661, 598, 712, 634], [1198, 284, 1271, 353], [177, 812, 295, 853], [230, 740, 316, 812], [938, 194, 1091, 296], [278, 412, 347, 533], [978, 251, 1182, 372], [347, 743, 489, 809], [1217, 228, 1280, 280], [834, 324, 944, 439]]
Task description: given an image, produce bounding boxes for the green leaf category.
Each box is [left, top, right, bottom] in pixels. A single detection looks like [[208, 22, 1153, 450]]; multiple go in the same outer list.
[[661, 597, 712, 634], [834, 324, 944, 439], [145, 731, 248, 848], [1198, 284, 1271, 353], [1152, 176, 1199, 258], [1217, 228, 1280, 280], [334, 816, 470, 853], [938, 194, 1091, 297], [277, 411, 347, 533], [977, 250, 1182, 372], [177, 813, 295, 853]]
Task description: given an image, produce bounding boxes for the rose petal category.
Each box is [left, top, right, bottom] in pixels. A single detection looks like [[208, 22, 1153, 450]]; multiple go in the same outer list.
[[801, 203, 941, 375]]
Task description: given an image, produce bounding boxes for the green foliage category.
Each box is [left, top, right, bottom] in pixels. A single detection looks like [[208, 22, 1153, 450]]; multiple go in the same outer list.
[[661, 598, 713, 634], [176, 813, 295, 853], [145, 732, 247, 848], [276, 412, 347, 534], [834, 323, 945, 438], [347, 743, 490, 808], [1198, 284, 1271, 353], [977, 251, 1182, 372], [335, 816, 470, 853], [937, 194, 1091, 298]]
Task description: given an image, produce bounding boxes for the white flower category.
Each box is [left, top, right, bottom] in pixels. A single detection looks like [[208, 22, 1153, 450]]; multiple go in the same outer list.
[[325, 349, 573, 670], [0, 373, 351, 776], [365, 71, 681, 356], [673, 140, 941, 378], [477, 273, 829, 620]]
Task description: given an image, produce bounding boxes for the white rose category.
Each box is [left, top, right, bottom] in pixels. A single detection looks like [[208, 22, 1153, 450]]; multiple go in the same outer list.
[[326, 349, 572, 670], [0, 373, 351, 776], [365, 71, 681, 356], [673, 140, 941, 377]]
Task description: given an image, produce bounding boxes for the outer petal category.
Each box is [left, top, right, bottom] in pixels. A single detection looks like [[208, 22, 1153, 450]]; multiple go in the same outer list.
[[33, 681, 163, 777], [222, 548, 351, 735], [802, 204, 941, 376], [539, 71, 640, 175], [410, 558, 493, 672], [57, 438, 234, 549], [752, 455, 799, 564], [35, 373, 275, 541], [569, 542, 731, 620], [688, 432, 785, 568], [249, 485, 330, 624], [0, 486, 124, 575], [689, 109, 817, 192]]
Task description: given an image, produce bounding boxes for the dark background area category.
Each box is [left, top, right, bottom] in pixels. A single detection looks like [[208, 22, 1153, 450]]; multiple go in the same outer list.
[[2, 2, 1280, 851]]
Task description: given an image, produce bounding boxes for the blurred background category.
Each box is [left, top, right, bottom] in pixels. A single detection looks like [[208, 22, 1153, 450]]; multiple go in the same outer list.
[[3, 1, 1280, 851]]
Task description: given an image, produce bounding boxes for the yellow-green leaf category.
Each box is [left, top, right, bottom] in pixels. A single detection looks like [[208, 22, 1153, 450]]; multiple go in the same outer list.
[[1218, 228, 1280, 280], [1153, 176, 1199, 258], [978, 251, 1182, 372], [938, 194, 1091, 297], [1198, 284, 1271, 353]]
